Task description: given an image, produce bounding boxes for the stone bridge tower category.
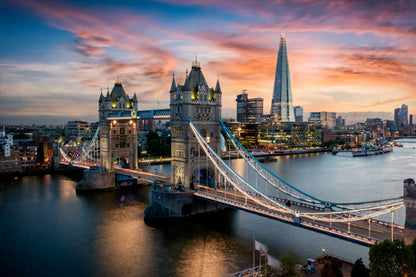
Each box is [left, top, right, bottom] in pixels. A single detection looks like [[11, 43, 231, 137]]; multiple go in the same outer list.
[[404, 178, 416, 244], [99, 79, 138, 171], [170, 59, 222, 190]]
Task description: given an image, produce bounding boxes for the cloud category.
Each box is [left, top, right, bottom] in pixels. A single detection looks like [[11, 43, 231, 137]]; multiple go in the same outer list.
[[1, 0, 415, 123]]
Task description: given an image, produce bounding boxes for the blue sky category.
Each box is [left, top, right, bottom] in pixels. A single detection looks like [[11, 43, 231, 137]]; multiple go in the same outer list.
[[1, 0, 415, 124]]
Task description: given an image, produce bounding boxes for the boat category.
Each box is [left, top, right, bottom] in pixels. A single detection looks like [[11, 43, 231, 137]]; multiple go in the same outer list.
[[257, 156, 276, 163], [352, 144, 393, 157]]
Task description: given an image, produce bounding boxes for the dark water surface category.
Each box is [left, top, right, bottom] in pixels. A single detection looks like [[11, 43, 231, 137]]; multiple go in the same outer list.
[[1, 140, 415, 276]]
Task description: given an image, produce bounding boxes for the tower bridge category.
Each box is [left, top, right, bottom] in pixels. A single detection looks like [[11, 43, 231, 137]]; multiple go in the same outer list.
[[58, 59, 416, 246]]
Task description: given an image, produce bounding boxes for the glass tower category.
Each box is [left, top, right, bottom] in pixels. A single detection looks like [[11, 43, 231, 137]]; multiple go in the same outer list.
[[270, 33, 295, 122]]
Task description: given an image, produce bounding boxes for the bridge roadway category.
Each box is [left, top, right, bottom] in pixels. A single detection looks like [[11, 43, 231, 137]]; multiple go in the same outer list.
[[59, 161, 93, 169], [114, 167, 170, 183], [194, 186, 404, 246]]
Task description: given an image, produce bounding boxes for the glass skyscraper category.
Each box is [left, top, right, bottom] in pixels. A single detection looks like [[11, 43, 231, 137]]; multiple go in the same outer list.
[[394, 104, 408, 126], [270, 33, 295, 122]]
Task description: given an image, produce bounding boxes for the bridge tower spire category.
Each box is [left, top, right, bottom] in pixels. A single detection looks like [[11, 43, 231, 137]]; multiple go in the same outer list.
[[170, 59, 222, 189]]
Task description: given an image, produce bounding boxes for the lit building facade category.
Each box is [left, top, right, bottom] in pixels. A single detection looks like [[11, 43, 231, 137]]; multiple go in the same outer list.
[[170, 59, 222, 188], [99, 80, 138, 170], [258, 123, 322, 148], [308, 112, 336, 129], [236, 90, 263, 124], [226, 122, 322, 149], [65, 121, 90, 139], [394, 104, 408, 126], [270, 33, 295, 122], [294, 106, 303, 123], [0, 129, 21, 173], [19, 142, 38, 171]]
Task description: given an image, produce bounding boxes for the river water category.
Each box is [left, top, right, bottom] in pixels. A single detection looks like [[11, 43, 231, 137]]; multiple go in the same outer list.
[[1, 140, 415, 276]]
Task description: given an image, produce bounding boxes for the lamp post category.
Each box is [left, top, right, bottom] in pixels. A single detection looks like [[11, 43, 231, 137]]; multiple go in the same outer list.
[[322, 247, 326, 259]]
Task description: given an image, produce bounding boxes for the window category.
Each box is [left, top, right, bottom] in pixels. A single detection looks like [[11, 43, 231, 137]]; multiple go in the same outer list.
[[115, 143, 118, 148], [120, 127, 125, 135], [113, 130, 116, 135]]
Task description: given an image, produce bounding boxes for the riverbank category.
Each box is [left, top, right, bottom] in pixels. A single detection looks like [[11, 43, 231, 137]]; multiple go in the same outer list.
[[221, 147, 330, 160]]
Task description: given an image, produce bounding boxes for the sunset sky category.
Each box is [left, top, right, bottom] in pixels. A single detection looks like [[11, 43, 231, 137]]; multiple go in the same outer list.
[[1, 0, 415, 125]]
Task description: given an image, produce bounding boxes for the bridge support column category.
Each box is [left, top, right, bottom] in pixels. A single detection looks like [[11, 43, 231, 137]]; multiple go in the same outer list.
[[76, 169, 115, 191], [144, 186, 222, 224], [403, 178, 416, 244]]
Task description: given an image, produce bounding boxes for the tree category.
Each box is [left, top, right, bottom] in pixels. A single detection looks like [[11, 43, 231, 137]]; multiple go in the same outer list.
[[278, 251, 301, 277], [13, 133, 29, 139], [369, 239, 410, 277], [241, 141, 251, 149], [147, 139, 160, 155], [155, 143, 171, 156], [407, 238, 416, 275], [137, 145, 141, 158], [146, 131, 160, 142], [351, 258, 369, 277]]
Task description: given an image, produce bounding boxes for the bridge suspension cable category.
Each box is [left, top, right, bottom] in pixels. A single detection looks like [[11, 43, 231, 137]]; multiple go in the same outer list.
[[59, 127, 100, 167], [219, 120, 403, 212], [187, 119, 404, 224], [189, 119, 293, 214]]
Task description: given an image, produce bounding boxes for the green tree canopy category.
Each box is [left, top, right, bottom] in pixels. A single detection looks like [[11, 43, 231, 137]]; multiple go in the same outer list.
[[278, 251, 301, 277], [369, 239, 413, 277], [351, 258, 369, 277]]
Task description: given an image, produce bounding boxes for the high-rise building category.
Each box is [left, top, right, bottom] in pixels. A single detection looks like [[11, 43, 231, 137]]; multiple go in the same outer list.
[[336, 116, 345, 127], [294, 106, 303, 123], [236, 91, 248, 123], [270, 33, 295, 122], [236, 90, 263, 123], [308, 112, 336, 129], [394, 104, 408, 126], [65, 121, 90, 139]]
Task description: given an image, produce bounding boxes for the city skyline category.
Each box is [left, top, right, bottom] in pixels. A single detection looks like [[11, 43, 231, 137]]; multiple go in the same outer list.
[[1, 0, 415, 125]]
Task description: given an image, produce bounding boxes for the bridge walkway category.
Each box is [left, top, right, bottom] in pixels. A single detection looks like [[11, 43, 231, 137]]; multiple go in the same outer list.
[[194, 186, 404, 246]]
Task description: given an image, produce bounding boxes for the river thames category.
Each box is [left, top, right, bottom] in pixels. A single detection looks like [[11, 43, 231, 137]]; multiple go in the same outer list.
[[1, 140, 415, 276]]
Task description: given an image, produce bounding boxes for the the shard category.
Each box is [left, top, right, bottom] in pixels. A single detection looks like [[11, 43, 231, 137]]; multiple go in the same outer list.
[[270, 33, 295, 122]]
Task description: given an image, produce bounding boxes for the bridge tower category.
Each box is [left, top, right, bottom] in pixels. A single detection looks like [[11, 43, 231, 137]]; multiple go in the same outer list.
[[170, 58, 222, 190], [99, 79, 138, 170], [404, 178, 416, 244]]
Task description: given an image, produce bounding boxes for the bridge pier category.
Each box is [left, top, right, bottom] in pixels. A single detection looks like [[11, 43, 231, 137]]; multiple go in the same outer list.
[[404, 178, 416, 244], [144, 184, 222, 224], [76, 169, 115, 191]]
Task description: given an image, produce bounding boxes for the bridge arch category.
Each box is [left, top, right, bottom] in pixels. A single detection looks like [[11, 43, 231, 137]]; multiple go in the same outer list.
[[114, 157, 130, 169], [191, 166, 216, 189]]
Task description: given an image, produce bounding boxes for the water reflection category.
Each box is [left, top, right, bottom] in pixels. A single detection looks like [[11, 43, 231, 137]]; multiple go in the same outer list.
[[1, 141, 414, 276]]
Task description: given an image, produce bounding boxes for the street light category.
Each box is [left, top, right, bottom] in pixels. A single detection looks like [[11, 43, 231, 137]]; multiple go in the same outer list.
[[322, 247, 326, 258]]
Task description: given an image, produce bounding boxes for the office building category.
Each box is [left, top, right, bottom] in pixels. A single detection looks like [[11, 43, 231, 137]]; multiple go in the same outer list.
[[294, 106, 303, 123], [308, 112, 336, 129], [236, 90, 263, 123], [336, 116, 345, 127], [270, 33, 295, 122], [394, 104, 408, 126], [65, 121, 91, 139]]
